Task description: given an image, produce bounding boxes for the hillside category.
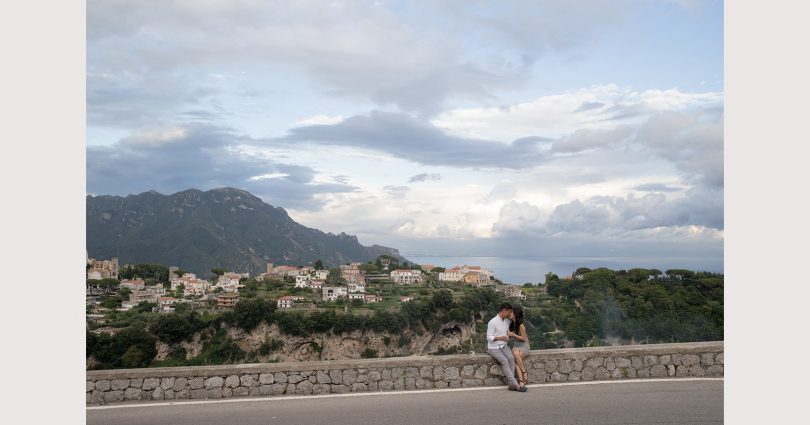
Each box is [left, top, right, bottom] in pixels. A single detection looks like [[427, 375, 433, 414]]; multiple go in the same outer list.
[[86, 187, 405, 275]]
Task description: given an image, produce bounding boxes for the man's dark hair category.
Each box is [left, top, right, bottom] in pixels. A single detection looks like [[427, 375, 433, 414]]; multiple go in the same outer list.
[[499, 302, 513, 312]]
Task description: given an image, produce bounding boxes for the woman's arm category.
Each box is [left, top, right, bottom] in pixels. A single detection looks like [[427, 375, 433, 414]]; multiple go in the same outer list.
[[510, 324, 528, 342]]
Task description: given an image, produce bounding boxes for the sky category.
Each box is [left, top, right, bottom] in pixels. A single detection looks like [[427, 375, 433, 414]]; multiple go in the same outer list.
[[86, 0, 724, 259]]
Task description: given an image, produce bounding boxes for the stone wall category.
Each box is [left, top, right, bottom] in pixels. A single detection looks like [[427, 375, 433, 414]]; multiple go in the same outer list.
[[86, 341, 723, 404]]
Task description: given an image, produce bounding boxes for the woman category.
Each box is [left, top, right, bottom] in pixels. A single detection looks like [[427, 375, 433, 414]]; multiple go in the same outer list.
[[508, 307, 530, 387]]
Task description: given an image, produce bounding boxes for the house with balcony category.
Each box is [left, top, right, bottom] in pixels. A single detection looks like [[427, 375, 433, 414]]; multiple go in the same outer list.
[[217, 293, 240, 309], [277, 295, 295, 309], [322, 286, 348, 302], [390, 269, 423, 285], [365, 294, 382, 303]]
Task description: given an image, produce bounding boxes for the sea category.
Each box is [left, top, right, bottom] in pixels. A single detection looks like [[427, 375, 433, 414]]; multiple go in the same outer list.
[[401, 255, 724, 285]]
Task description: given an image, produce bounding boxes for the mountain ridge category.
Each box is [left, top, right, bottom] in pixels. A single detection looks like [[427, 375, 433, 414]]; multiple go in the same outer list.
[[86, 187, 406, 275]]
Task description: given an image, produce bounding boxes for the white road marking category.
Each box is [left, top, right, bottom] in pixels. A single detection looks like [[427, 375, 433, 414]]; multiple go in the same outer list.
[[87, 377, 723, 410]]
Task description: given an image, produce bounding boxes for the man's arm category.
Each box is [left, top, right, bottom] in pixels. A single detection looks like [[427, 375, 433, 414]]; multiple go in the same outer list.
[[486, 319, 496, 343]]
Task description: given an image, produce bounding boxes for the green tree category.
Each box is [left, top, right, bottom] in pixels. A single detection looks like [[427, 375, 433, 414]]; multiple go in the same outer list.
[[313, 259, 324, 270]]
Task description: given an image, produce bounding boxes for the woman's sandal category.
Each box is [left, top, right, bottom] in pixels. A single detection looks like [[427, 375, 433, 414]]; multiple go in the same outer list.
[[520, 368, 528, 384]]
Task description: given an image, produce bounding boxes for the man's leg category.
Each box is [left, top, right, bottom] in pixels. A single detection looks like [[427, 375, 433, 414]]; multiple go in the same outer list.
[[488, 347, 518, 386], [503, 346, 516, 383]]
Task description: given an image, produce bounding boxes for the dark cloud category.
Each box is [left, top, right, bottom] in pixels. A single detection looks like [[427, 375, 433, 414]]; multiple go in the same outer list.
[[409, 173, 442, 183], [86, 123, 357, 210], [632, 183, 681, 192], [276, 111, 549, 169]]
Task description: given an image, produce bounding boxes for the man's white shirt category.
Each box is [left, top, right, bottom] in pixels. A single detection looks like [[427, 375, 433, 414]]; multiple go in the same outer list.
[[486, 314, 511, 350]]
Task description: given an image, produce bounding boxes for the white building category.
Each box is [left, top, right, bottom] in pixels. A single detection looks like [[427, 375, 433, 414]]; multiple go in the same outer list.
[[314, 270, 329, 280], [348, 293, 365, 301], [390, 269, 423, 285], [159, 297, 177, 313], [322, 286, 348, 302], [277, 296, 295, 309], [295, 275, 311, 288], [348, 282, 365, 293], [120, 278, 146, 291], [438, 270, 465, 282]]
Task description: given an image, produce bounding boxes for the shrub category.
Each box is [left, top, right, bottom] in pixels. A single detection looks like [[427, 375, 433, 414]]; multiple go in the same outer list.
[[360, 348, 378, 358]]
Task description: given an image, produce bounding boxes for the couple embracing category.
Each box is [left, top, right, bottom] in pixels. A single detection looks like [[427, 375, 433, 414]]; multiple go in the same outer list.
[[486, 302, 530, 392]]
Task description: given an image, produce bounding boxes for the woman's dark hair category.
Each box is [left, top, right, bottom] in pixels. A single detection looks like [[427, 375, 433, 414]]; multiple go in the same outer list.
[[510, 307, 524, 334]]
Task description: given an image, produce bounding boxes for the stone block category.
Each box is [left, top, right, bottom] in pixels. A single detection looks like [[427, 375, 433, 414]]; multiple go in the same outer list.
[[706, 365, 724, 376], [288, 374, 304, 384], [659, 355, 672, 365], [581, 367, 595, 381], [297, 380, 314, 394], [271, 384, 286, 395], [226, 375, 241, 387], [151, 387, 164, 400], [190, 389, 208, 399], [492, 365, 504, 375], [406, 367, 419, 378], [379, 380, 394, 391], [104, 390, 124, 402], [475, 365, 488, 379], [573, 359, 583, 372], [676, 365, 689, 377], [650, 365, 667, 377], [189, 377, 204, 390], [606, 361, 615, 372], [313, 384, 331, 395], [368, 381, 378, 391], [671, 353, 683, 365], [275, 372, 289, 384], [233, 387, 250, 397], [351, 383, 367, 392], [528, 370, 546, 383], [90, 390, 104, 404], [610, 368, 622, 379], [445, 367, 460, 380], [637, 368, 650, 378], [531, 362, 544, 370], [716, 353, 724, 364], [223, 388, 233, 398], [111, 379, 130, 390], [207, 388, 223, 399], [204, 376, 224, 389], [689, 365, 705, 377], [667, 365, 676, 376], [332, 385, 350, 394], [701, 353, 715, 366], [461, 365, 475, 378], [285, 384, 296, 394], [95, 380, 110, 392], [259, 373, 274, 385], [301, 370, 312, 377], [343, 369, 357, 385], [130, 378, 143, 389], [434, 381, 448, 388], [631, 356, 644, 369], [448, 380, 462, 388], [568, 371, 581, 381], [175, 389, 190, 399], [405, 377, 415, 390], [249, 387, 261, 397], [391, 367, 404, 379], [164, 390, 175, 400], [546, 359, 560, 371], [559, 359, 574, 374], [239, 375, 258, 388], [142, 378, 160, 391], [550, 372, 566, 382], [462, 379, 483, 387], [416, 379, 433, 389], [682, 354, 700, 366], [643, 355, 658, 367], [356, 373, 368, 384], [594, 367, 610, 380], [622, 367, 636, 378], [382, 369, 392, 380], [485, 378, 503, 386], [87, 381, 95, 392], [585, 358, 603, 369], [309, 375, 317, 383], [420, 366, 433, 379], [614, 357, 631, 368], [317, 370, 332, 384], [171, 377, 186, 391]]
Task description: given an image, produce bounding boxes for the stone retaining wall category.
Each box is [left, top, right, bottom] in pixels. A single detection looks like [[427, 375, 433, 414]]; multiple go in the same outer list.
[[86, 341, 723, 404]]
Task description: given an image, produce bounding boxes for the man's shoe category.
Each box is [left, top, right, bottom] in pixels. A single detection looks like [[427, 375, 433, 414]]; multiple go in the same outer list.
[[518, 386, 528, 392], [508, 384, 519, 391]]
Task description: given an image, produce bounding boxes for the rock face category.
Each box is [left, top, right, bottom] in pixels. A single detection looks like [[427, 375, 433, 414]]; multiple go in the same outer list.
[[86, 342, 724, 405]]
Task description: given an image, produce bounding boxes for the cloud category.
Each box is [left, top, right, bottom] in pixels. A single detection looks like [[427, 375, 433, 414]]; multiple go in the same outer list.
[[86, 123, 357, 210], [409, 173, 442, 183], [382, 185, 410, 199], [275, 110, 550, 169], [492, 186, 723, 238], [632, 183, 682, 192]]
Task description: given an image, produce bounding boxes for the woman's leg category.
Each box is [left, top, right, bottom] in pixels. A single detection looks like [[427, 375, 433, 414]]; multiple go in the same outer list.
[[513, 348, 527, 385]]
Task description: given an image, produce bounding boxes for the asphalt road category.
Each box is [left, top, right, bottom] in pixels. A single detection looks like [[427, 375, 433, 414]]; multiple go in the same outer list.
[[87, 378, 723, 425]]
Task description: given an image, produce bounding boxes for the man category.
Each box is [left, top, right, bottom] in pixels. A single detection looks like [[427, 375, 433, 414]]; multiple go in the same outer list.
[[487, 302, 526, 392]]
